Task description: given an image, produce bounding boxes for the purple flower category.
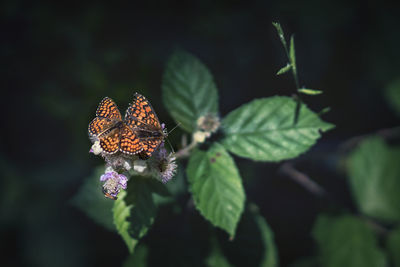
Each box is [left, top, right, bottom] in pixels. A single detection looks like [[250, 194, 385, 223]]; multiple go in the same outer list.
[[100, 171, 128, 200], [153, 145, 177, 183]]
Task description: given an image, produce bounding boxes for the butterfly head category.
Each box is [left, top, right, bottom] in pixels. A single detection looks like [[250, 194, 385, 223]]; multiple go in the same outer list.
[[161, 123, 168, 137]]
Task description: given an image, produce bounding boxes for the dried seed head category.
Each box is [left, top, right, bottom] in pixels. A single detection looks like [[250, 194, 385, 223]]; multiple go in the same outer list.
[[196, 114, 220, 133]]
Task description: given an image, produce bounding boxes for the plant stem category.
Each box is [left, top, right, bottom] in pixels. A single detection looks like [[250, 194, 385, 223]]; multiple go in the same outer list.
[[175, 139, 198, 159], [279, 162, 326, 197]]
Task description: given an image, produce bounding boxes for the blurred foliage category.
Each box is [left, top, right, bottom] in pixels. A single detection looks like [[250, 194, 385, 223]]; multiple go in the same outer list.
[[71, 166, 115, 231], [387, 227, 400, 267], [122, 244, 149, 267], [206, 237, 233, 267], [312, 214, 387, 267], [347, 136, 400, 222], [385, 79, 400, 117], [215, 204, 278, 267]]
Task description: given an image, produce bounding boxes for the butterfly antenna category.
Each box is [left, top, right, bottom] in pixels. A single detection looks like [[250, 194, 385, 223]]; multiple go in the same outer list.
[[164, 122, 181, 154], [167, 122, 181, 135], [166, 137, 175, 154]]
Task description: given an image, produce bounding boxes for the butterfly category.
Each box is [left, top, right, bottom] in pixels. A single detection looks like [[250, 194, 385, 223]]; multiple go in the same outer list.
[[88, 93, 167, 159]]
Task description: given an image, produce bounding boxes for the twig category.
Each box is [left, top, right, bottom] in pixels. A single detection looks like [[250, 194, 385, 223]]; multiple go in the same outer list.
[[338, 126, 400, 154], [175, 139, 197, 159], [279, 162, 326, 197], [358, 214, 389, 235]]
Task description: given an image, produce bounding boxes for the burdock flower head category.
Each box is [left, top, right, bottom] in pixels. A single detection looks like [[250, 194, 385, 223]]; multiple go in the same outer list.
[[100, 170, 128, 200]]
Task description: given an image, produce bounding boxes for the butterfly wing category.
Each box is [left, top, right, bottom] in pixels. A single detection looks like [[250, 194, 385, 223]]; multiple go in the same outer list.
[[124, 93, 165, 158], [137, 138, 164, 159], [96, 97, 122, 120], [88, 97, 122, 139], [124, 93, 162, 130], [99, 127, 120, 154], [119, 124, 143, 155], [88, 117, 114, 140], [89, 97, 123, 154]]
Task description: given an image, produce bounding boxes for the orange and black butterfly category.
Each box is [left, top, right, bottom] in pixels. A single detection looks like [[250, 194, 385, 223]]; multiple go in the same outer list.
[[88, 93, 167, 159]]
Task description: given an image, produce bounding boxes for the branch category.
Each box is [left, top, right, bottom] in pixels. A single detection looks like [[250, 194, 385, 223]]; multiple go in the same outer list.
[[279, 162, 326, 197], [339, 126, 400, 154], [175, 139, 197, 159]]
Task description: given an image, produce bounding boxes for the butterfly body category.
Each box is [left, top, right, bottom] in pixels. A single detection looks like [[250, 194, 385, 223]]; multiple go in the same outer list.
[[88, 93, 166, 158]]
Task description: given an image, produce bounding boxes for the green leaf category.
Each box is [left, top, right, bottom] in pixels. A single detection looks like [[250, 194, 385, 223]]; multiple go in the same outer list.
[[216, 204, 278, 267], [276, 63, 292, 75], [162, 50, 219, 132], [70, 167, 114, 231], [206, 238, 233, 267], [113, 176, 157, 253], [251, 204, 278, 267], [318, 107, 331, 115], [187, 143, 245, 237], [312, 214, 387, 267], [272, 22, 287, 50], [347, 136, 400, 222], [385, 79, 400, 117], [222, 96, 334, 161], [122, 244, 148, 267], [387, 227, 400, 267], [298, 88, 323, 95], [164, 164, 186, 197]]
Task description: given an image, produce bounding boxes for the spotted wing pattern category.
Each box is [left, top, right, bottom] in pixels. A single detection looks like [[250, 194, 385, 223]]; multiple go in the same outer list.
[[88, 117, 112, 138], [89, 97, 122, 139], [124, 93, 165, 158], [96, 97, 122, 120], [89, 97, 124, 154], [119, 124, 143, 155], [125, 93, 161, 130], [99, 128, 120, 154], [138, 138, 164, 159]]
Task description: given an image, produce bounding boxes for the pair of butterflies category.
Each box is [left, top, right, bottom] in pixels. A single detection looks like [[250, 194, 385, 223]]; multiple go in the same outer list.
[[88, 93, 166, 160]]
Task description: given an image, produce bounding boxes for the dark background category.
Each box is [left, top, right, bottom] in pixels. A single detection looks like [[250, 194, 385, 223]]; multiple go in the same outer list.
[[1, 1, 400, 266]]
